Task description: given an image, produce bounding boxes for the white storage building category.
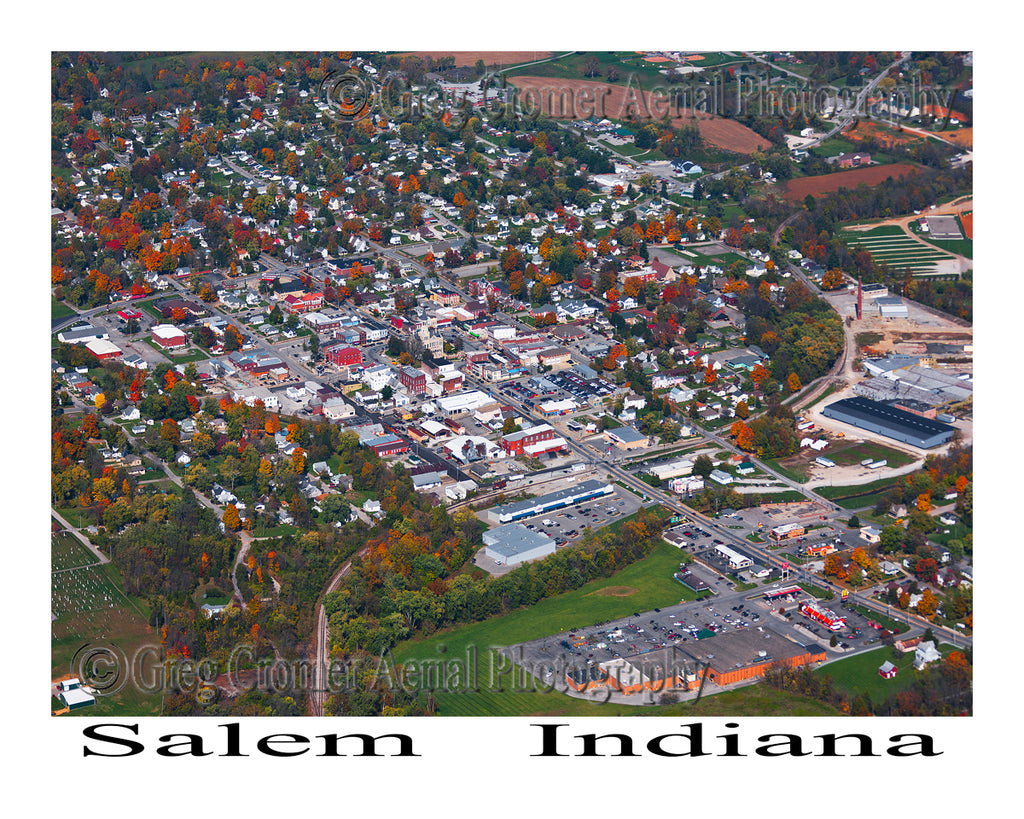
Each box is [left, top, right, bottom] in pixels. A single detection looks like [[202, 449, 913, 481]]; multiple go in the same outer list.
[[483, 523, 556, 566]]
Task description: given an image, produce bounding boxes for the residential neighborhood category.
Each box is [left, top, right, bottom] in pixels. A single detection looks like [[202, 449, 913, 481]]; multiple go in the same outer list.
[[51, 49, 973, 729]]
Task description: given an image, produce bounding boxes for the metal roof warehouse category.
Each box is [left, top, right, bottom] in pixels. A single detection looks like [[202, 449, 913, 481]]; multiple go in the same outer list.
[[821, 396, 955, 449], [483, 523, 556, 566]]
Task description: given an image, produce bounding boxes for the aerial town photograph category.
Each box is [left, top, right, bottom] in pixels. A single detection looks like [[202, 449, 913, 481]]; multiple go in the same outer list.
[[49, 48, 975, 725]]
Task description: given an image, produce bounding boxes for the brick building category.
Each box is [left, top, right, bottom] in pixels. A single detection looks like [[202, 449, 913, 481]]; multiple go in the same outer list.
[[500, 423, 564, 456], [399, 366, 427, 395], [323, 343, 363, 368]]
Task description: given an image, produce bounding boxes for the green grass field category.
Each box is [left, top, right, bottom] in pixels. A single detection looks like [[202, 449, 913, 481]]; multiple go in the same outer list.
[[52, 297, 76, 321], [816, 476, 901, 509], [825, 442, 917, 469], [395, 540, 697, 665], [815, 643, 957, 704]]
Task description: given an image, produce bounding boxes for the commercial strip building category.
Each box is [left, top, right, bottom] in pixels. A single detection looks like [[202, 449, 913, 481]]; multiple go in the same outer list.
[[489, 479, 614, 524], [482, 523, 556, 567], [564, 627, 825, 695], [821, 396, 956, 449], [714, 544, 753, 570]]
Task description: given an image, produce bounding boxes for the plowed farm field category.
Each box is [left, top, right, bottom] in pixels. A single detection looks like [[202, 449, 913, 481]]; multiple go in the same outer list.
[[510, 75, 770, 154], [781, 163, 919, 200], [959, 211, 973, 238]]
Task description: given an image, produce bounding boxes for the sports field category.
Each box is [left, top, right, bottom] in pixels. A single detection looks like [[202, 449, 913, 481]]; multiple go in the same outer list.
[[842, 225, 958, 275]]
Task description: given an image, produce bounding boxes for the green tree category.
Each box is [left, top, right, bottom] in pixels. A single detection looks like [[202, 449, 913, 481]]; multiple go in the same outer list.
[[692, 454, 714, 478]]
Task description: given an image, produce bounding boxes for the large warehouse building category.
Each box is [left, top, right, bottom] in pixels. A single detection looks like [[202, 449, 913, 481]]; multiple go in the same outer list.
[[821, 396, 956, 449], [483, 523, 556, 567], [564, 627, 825, 695]]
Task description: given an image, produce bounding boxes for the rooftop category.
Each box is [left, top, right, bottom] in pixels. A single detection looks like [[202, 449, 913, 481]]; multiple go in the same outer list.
[[483, 523, 556, 558]]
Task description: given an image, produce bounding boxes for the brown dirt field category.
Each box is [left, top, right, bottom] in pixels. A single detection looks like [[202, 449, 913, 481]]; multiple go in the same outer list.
[[392, 51, 555, 68], [589, 586, 640, 597], [781, 163, 920, 200], [959, 211, 973, 239], [511, 75, 770, 154], [940, 127, 973, 148], [846, 121, 926, 147]]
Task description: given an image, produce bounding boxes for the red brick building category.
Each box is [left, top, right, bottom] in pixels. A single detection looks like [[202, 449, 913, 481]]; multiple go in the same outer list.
[[501, 423, 561, 456], [280, 292, 325, 314], [324, 343, 363, 368], [400, 366, 427, 395], [151, 324, 188, 349]]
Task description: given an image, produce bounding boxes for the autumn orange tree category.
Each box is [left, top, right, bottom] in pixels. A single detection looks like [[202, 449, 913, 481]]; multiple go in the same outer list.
[[222, 503, 241, 531], [822, 268, 847, 290]]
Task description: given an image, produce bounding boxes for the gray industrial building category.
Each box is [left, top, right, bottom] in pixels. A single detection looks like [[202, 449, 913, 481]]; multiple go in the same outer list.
[[821, 397, 956, 449], [854, 363, 972, 410], [875, 296, 909, 319], [483, 523, 556, 566]]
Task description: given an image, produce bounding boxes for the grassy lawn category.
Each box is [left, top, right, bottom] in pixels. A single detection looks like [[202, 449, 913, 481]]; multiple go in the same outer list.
[[918, 236, 972, 259], [815, 643, 957, 704], [810, 136, 858, 158], [816, 477, 900, 509], [52, 297, 76, 320], [825, 442, 917, 469], [764, 457, 810, 483], [395, 540, 697, 665], [251, 523, 300, 538]]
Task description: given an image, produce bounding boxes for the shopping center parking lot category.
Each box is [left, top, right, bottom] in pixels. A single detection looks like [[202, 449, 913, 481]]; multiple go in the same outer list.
[[509, 484, 643, 545]]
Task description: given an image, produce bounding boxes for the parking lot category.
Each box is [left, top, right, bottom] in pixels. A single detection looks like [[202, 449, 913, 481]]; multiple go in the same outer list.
[[498, 370, 616, 408], [503, 594, 781, 687], [505, 484, 643, 547]]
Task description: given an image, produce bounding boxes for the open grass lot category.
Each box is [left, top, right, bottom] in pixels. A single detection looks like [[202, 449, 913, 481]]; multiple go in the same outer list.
[[764, 456, 811, 483], [394, 541, 697, 668], [52, 562, 162, 716], [816, 476, 900, 509], [825, 441, 917, 469], [814, 643, 957, 704], [52, 297, 76, 321]]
